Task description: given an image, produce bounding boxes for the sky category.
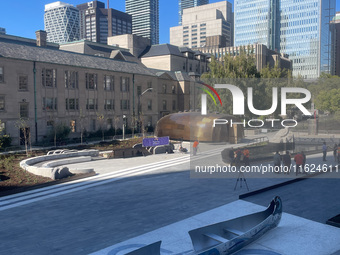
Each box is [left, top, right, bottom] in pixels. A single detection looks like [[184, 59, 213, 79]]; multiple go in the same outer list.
[[0, 0, 339, 44]]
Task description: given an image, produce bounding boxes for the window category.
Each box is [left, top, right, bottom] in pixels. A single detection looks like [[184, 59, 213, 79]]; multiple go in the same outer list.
[[120, 77, 130, 91], [104, 75, 114, 91], [65, 71, 78, 89], [47, 120, 54, 128], [107, 118, 112, 129], [66, 98, 78, 110], [19, 75, 28, 90], [70, 120, 76, 133], [162, 100, 167, 111], [86, 73, 97, 89], [172, 100, 176, 111], [86, 98, 97, 110], [0, 67, 3, 83], [0, 96, 4, 110], [162, 84, 167, 93], [104, 99, 114, 110], [137, 86, 142, 96], [20, 103, 29, 118], [172, 85, 176, 94], [147, 81, 152, 88], [120, 99, 130, 110], [43, 97, 57, 110], [147, 99, 152, 110], [42, 68, 57, 87]]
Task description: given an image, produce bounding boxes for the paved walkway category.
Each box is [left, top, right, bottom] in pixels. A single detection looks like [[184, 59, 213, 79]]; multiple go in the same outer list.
[[90, 199, 340, 255]]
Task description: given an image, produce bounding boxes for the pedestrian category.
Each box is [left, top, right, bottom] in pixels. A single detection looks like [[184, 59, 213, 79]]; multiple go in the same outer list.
[[282, 151, 291, 174], [333, 144, 338, 162], [234, 148, 242, 164], [193, 139, 199, 156], [273, 151, 281, 173], [301, 151, 306, 174], [322, 142, 328, 161], [294, 152, 304, 175], [243, 148, 250, 166]]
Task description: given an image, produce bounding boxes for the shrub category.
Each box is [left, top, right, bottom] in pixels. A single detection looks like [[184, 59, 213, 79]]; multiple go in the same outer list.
[[0, 134, 12, 148]]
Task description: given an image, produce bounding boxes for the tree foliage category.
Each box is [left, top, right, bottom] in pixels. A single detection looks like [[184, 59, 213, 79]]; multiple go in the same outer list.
[[201, 48, 292, 118]]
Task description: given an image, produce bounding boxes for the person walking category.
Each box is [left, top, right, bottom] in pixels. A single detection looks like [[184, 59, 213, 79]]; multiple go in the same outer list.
[[282, 151, 292, 174], [294, 152, 304, 175], [273, 151, 281, 173], [322, 142, 328, 161], [333, 144, 338, 162], [301, 151, 306, 174], [193, 139, 199, 156]]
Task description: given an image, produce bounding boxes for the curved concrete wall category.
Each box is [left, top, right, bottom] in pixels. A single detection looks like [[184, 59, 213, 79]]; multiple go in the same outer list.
[[20, 150, 98, 180]]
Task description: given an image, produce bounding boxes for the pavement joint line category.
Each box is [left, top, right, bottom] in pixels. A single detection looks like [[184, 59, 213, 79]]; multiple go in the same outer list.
[[0, 156, 191, 207], [0, 154, 191, 202], [0, 149, 226, 211], [0, 146, 226, 204], [0, 151, 222, 211]]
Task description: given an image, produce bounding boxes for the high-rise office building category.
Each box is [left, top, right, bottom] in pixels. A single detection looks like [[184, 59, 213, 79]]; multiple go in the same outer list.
[[331, 12, 340, 76], [77, 1, 132, 44], [170, 1, 233, 48], [234, 0, 335, 79], [44, 1, 80, 43], [125, 0, 159, 45], [178, 0, 209, 25]]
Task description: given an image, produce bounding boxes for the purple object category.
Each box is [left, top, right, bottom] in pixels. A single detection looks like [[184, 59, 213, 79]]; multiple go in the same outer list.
[[142, 136, 169, 147]]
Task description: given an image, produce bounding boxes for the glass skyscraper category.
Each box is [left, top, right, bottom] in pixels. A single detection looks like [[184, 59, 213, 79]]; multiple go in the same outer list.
[[125, 0, 159, 45], [235, 0, 335, 79], [179, 0, 209, 24], [44, 1, 80, 43]]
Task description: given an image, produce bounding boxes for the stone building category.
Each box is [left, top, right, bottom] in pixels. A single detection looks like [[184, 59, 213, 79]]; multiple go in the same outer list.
[[0, 32, 198, 146], [170, 1, 233, 48]]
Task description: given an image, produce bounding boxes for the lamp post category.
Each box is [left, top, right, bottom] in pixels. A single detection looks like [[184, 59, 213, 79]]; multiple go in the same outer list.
[[138, 88, 153, 134], [122, 115, 126, 139]]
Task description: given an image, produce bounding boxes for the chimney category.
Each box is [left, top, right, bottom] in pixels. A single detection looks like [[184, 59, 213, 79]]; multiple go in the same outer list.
[[35, 30, 47, 47]]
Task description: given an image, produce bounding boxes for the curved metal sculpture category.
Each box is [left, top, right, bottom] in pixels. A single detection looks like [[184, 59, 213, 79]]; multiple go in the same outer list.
[[124, 197, 282, 255], [189, 196, 282, 255], [155, 112, 244, 143]]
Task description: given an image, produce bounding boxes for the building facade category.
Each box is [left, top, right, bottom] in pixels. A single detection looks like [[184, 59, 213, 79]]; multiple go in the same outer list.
[[125, 0, 159, 45], [170, 1, 233, 49], [140, 44, 210, 75], [234, 0, 336, 79], [77, 1, 132, 44], [194, 43, 292, 71], [44, 1, 80, 43], [331, 12, 340, 76], [0, 33, 198, 146], [178, 0, 209, 25]]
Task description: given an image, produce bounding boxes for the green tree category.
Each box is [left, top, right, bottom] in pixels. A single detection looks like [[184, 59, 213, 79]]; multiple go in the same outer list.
[[201, 48, 291, 118], [315, 88, 340, 113]]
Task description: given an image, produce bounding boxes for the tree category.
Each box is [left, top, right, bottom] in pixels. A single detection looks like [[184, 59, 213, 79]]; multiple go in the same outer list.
[[16, 118, 31, 156], [78, 109, 87, 144], [96, 112, 106, 141], [201, 48, 291, 118], [315, 88, 340, 113]]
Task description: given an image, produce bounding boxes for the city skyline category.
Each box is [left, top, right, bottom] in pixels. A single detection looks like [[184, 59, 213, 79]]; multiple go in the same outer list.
[[0, 0, 226, 45]]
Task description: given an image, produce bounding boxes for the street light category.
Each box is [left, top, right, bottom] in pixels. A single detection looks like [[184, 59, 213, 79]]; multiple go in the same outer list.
[[122, 115, 126, 139], [138, 88, 153, 134]]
